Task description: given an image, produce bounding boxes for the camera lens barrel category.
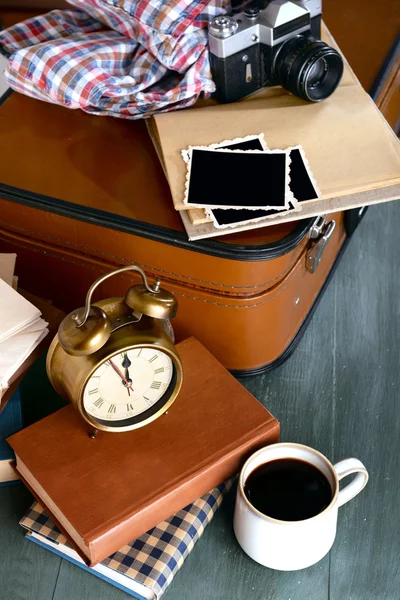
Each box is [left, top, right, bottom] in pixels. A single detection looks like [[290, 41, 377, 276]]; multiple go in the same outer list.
[[274, 36, 344, 102]]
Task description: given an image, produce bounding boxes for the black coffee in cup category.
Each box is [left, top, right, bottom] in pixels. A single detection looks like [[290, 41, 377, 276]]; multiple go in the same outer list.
[[244, 458, 333, 521]]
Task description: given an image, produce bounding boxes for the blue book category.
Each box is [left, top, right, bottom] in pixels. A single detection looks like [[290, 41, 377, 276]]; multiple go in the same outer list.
[[20, 480, 232, 600], [0, 388, 23, 486]]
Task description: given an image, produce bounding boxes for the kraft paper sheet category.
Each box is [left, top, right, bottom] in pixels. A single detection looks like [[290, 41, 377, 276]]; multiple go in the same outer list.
[[180, 183, 400, 241], [154, 83, 400, 206]]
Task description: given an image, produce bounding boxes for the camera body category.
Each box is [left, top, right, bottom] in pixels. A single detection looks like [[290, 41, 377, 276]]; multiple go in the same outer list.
[[209, 0, 342, 103]]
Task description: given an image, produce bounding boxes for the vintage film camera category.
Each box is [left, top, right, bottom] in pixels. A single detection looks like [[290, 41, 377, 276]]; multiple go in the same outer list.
[[209, 0, 344, 103]]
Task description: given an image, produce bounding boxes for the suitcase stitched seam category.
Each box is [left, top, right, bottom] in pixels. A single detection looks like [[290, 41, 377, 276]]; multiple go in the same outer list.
[[0, 237, 296, 308], [0, 222, 299, 290]]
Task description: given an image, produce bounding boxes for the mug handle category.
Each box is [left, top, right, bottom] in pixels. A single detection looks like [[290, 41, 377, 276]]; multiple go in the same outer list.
[[334, 458, 369, 508]]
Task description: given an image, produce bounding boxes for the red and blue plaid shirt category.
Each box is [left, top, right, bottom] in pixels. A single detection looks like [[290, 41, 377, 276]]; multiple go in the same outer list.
[[0, 1, 231, 118]]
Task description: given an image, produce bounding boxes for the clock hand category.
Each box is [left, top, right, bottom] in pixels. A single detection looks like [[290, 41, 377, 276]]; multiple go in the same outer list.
[[121, 352, 132, 384], [122, 353, 131, 368], [108, 359, 134, 393]]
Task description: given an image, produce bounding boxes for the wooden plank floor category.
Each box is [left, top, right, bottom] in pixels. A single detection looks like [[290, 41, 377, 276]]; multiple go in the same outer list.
[[1, 201, 399, 600]]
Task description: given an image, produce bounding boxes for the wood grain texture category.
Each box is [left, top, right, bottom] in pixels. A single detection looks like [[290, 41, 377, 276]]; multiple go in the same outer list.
[[52, 561, 128, 600], [1, 201, 400, 599], [0, 485, 61, 600], [328, 201, 400, 600]]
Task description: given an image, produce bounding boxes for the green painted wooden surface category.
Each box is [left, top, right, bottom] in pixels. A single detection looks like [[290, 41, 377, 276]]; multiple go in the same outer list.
[[1, 201, 399, 600]]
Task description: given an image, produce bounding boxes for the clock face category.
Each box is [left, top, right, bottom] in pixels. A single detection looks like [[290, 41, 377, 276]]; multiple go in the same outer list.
[[83, 347, 174, 425]]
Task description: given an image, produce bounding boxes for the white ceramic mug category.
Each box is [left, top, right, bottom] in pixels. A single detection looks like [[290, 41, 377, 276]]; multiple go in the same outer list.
[[233, 442, 368, 571]]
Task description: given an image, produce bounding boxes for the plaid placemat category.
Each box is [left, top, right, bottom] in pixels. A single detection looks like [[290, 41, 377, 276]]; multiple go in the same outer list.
[[20, 479, 233, 598], [0, 1, 230, 119]]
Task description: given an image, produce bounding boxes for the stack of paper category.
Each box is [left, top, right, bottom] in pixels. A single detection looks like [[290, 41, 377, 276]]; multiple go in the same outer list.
[[0, 255, 49, 398]]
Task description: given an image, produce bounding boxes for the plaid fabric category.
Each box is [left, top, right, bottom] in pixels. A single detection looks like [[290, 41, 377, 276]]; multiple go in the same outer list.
[[20, 479, 233, 599], [0, 1, 231, 119]]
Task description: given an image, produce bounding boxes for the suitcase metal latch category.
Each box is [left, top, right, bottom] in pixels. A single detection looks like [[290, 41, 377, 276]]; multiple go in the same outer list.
[[306, 217, 336, 274]]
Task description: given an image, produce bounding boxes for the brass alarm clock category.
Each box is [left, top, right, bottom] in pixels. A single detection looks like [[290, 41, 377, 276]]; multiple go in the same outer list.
[[46, 266, 183, 435]]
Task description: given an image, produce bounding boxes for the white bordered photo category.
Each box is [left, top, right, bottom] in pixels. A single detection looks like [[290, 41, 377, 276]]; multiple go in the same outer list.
[[205, 202, 303, 230], [181, 133, 268, 164], [183, 145, 295, 211], [286, 144, 322, 202]]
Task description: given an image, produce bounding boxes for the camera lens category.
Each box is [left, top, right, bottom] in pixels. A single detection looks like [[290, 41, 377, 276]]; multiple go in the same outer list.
[[274, 36, 344, 102], [307, 58, 327, 86]]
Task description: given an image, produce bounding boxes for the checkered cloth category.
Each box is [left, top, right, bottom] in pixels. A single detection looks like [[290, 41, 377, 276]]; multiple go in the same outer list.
[[20, 479, 233, 599], [0, 1, 231, 119]]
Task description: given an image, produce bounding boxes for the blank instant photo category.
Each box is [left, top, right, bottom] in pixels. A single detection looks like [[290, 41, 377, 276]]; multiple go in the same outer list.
[[207, 146, 320, 228], [184, 148, 292, 210], [209, 203, 296, 228], [183, 135, 283, 228], [288, 146, 320, 202], [181, 134, 268, 164]]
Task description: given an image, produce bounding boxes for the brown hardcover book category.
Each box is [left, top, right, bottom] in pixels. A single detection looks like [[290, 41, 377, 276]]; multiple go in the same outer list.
[[8, 337, 279, 566]]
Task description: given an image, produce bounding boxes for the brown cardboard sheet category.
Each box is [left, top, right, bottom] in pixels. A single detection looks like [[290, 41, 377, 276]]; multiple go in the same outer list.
[[145, 119, 214, 225], [180, 183, 400, 241], [153, 83, 400, 212]]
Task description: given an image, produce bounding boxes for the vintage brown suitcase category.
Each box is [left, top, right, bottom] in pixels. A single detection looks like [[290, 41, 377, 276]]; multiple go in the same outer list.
[[0, 91, 366, 375]]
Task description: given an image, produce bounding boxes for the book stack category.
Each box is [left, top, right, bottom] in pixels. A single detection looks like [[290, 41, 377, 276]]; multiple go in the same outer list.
[[0, 254, 49, 402], [8, 337, 279, 596], [20, 481, 232, 600], [147, 25, 400, 241]]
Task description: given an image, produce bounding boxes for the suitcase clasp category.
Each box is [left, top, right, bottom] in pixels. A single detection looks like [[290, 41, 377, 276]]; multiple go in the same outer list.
[[308, 215, 327, 239], [306, 219, 336, 274]]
